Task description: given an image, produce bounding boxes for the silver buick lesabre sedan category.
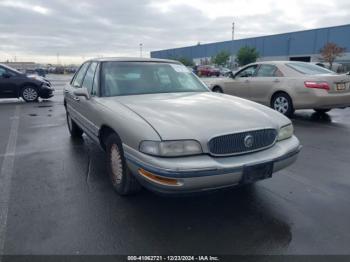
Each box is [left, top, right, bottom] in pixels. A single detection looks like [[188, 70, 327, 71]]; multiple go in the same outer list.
[[64, 58, 301, 195]]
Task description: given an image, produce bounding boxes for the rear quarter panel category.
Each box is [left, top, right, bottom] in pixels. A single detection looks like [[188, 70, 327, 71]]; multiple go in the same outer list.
[[270, 77, 332, 109]]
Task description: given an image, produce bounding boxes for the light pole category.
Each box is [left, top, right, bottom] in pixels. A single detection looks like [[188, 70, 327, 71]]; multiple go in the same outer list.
[[231, 22, 235, 68], [57, 52, 60, 65], [232, 22, 235, 41], [139, 43, 143, 58]]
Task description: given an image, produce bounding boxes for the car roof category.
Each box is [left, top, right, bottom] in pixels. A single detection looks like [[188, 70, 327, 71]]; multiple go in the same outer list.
[[252, 61, 313, 65], [240, 61, 319, 69], [86, 57, 180, 64], [0, 63, 13, 69], [0, 63, 22, 72]]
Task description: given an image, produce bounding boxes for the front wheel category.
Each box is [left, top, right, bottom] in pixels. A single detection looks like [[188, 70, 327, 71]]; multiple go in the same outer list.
[[21, 86, 39, 102], [271, 93, 294, 117], [106, 134, 141, 195], [314, 109, 331, 114], [66, 111, 83, 138]]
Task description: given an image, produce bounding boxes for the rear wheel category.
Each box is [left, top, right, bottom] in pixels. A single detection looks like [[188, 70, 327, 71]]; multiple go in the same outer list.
[[212, 86, 223, 93], [106, 134, 141, 195], [314, 109, 331, 114], [271, 93, 294, 117], [66, 111, 83, 138], [21, 86, 39, 102]]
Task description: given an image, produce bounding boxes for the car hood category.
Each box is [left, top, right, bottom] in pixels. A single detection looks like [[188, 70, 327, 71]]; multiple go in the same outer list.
[[26, 74, 50, 84], [102, 92, 290, 141]]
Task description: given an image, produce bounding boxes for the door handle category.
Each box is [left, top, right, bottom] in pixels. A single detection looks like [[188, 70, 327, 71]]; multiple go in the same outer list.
[[73, 97, 80, 101], [273, 79, 280, 83], [64, 90, 70, 93], [245, 79, 250, 83]]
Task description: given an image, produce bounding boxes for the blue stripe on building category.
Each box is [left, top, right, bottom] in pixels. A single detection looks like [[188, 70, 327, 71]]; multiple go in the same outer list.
[[151, 24, 350, 62]]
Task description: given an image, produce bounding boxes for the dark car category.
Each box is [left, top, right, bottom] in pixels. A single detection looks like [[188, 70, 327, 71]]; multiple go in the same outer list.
[[35, 68, 47, 77], [0, 64, 54, 102]]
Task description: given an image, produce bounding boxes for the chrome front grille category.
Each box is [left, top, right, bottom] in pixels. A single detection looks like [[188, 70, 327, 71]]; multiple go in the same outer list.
[[208, 129, 278, 156]]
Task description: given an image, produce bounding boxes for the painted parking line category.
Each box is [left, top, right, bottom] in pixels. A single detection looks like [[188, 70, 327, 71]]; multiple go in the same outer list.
[[0, 105, 20, 258]]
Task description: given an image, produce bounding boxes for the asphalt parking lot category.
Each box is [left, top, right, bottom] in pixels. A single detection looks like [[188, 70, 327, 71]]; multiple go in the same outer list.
[[0, 74, 350, 255]]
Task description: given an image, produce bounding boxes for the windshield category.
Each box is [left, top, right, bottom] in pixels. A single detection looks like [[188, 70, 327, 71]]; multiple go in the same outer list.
[[101, 62, 208, 97], [286, 62, 336, 75]]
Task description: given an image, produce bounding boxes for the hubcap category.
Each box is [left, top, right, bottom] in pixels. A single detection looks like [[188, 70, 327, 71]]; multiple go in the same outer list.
[[110, 144, 123, 185], [274, 97, 289, 114], [23, 87, 38, 101], [213, 88, 222, 93]]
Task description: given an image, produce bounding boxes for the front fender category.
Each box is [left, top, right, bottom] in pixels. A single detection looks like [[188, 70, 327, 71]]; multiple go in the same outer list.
[[94, 98, 161, 150]]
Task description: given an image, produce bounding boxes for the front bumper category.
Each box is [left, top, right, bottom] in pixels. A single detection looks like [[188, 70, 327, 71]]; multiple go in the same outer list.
[[124, 136, 301, 194], [39, 86, 54, 98]]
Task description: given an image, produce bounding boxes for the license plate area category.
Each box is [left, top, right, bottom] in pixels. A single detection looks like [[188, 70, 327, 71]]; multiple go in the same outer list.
[[336, 83, 346, 91], [242, 162, 273, 184]]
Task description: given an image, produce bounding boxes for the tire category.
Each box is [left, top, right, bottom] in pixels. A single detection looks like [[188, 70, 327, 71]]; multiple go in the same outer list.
[[21, 86, 39, 102], [106, 133, 141, 195], [212, 86, 223, 93], [271, 92, 294, 117], [314, 109, 331, 114], [66, 111, 83, 138]]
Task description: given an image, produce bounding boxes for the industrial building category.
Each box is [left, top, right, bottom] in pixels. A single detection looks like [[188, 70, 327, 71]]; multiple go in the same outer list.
[[151, 24, 350, 68]]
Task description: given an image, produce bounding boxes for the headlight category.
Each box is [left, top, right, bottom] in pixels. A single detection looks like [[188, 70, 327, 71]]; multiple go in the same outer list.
[[42, 82, 51, 88], [139, 140, 203, 157], [278, 124, 294, 141]]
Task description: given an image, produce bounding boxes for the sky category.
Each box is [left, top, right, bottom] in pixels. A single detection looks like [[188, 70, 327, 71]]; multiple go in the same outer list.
[[0, 0, 349, 64]]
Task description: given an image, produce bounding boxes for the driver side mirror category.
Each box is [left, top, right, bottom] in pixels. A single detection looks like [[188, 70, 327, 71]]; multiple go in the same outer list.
[[229, 72, 235, 79], [73, 88, 90, 100]]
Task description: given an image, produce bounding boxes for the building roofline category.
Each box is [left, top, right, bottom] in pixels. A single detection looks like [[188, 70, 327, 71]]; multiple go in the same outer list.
[[151, 23, 350, 53]]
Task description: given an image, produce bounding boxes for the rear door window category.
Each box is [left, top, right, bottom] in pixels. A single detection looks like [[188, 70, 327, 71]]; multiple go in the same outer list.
[[256, 64, 279, 77]]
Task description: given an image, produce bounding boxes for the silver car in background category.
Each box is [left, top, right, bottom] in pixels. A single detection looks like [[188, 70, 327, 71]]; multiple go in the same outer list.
[[64, 58, 301, 195], [209, 61, 350, 116]]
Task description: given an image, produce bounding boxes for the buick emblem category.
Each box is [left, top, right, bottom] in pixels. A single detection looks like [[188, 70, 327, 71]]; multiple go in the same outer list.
[[244, 135, 254, 148]]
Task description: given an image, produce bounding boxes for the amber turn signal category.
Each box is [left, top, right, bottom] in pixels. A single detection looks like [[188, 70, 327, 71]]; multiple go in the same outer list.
[[138, 168, 180, 186]]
